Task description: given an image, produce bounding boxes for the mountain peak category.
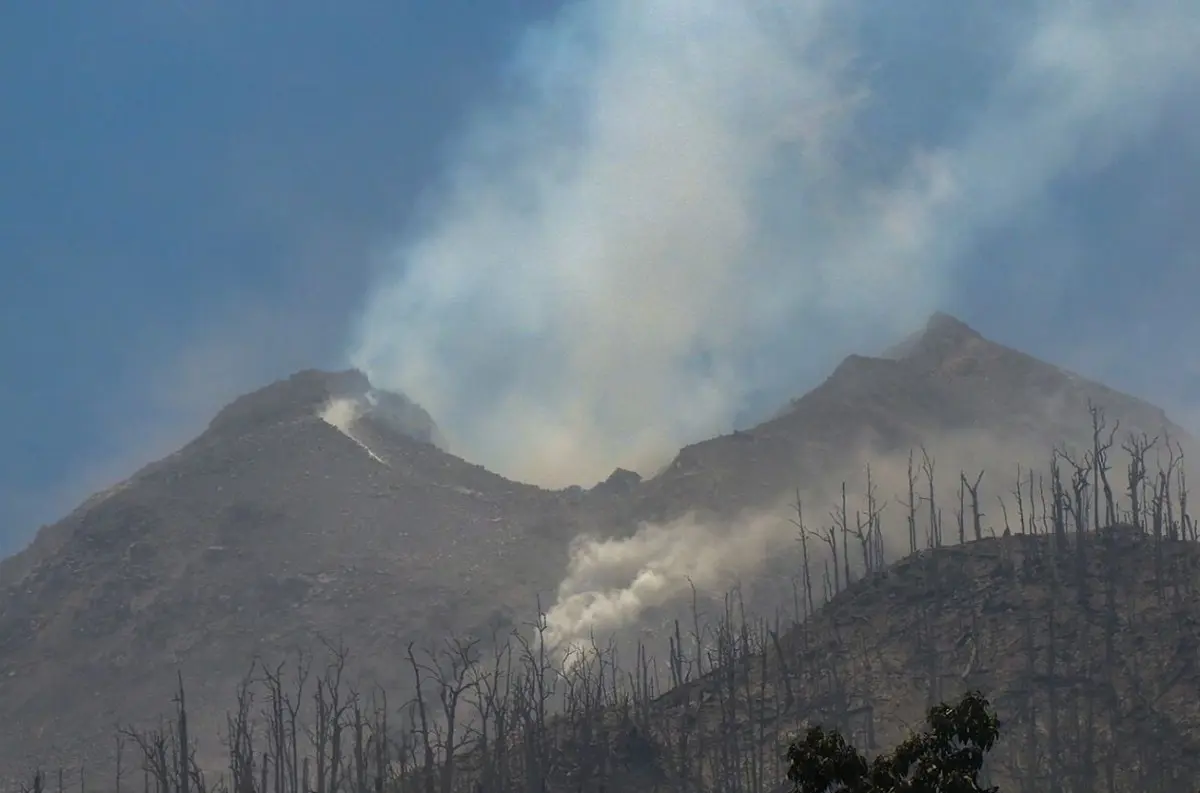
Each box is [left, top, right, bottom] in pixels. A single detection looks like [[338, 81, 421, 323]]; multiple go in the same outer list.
[[923, 310, 981, 339], [205, 369, 366, 436], [881, 311, 984, 363], [205, 368, 442, 447]]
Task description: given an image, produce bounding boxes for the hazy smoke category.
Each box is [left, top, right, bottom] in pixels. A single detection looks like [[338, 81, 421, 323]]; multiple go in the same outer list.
[[348, 0, 1199, 488], [541, 419, 1191, 652]]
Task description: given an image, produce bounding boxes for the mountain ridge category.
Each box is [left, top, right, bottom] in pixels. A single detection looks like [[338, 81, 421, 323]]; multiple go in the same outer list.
[[0, 311, 1195, 781], [622, 313, 1187, 529]]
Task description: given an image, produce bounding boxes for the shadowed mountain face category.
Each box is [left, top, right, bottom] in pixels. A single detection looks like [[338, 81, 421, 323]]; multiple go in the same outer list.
[[0, 314, 1192, 778]]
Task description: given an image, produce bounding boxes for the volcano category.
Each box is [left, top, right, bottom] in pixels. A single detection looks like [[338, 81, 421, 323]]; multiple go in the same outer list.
[[0, 314, 1192, 782]]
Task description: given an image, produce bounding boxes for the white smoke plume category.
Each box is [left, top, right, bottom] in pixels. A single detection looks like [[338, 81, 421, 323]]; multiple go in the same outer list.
[[543, 510, 791, 653], [348, 0, 1199, 489], [320, 396, 363, 434], [320, 397, 388, 465]]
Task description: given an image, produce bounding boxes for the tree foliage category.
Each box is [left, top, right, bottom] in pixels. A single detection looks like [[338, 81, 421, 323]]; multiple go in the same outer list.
[[787, 691, 1000, 793]]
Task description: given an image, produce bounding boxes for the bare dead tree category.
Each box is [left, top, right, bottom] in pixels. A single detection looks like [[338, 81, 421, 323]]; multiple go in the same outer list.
[[849, 467, 886, 575], [1124, 433, 1157, 530], [426, 637, 481, 793], [921, 446, 941, 548], [956, 474, 966, 546], [404, 642, 436, 793], [902, 449, 919, 554], [815, 523, 840, 597], [113, 733, 125, 793], [963, 471, 985, 543]]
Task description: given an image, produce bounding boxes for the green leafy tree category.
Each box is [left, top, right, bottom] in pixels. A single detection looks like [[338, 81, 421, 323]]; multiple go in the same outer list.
[[787, 691, 1000, 793]]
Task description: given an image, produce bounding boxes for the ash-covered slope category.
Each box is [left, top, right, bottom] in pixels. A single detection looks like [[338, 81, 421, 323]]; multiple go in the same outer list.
[[624, 313, 1191, 524], [0, 370, 580, 775]]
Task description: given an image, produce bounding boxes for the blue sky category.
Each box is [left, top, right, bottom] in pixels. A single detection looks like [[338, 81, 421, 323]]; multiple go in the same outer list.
[[0, 2, 555, 545], [2, 1, 1198, 553]]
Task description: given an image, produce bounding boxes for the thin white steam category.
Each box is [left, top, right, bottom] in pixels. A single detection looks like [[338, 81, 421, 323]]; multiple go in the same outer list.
[[349, 0, 1199, 490]]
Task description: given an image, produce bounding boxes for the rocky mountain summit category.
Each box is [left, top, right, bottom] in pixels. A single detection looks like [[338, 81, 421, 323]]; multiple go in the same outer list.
[[0, 313, 1194, 787]]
